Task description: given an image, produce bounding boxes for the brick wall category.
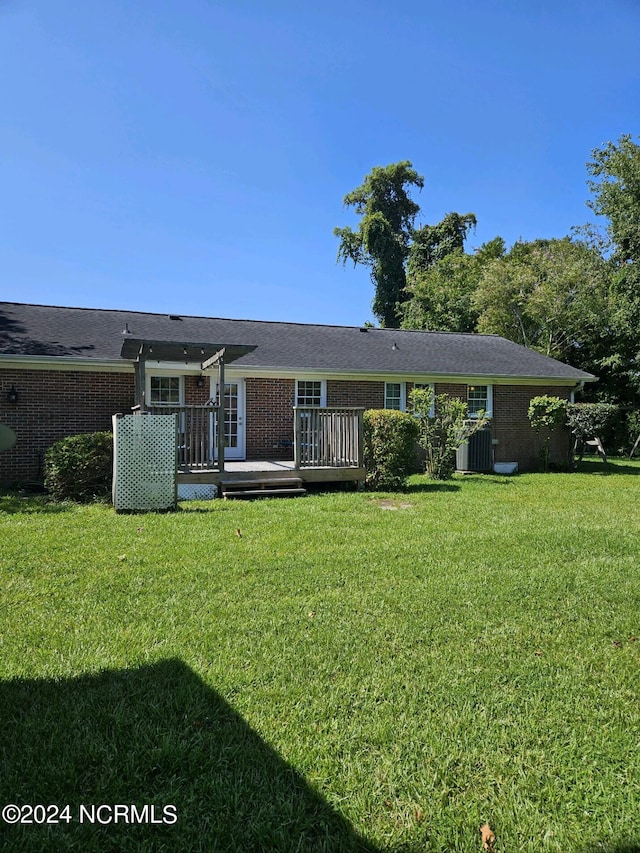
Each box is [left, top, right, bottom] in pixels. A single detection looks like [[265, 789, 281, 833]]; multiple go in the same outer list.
[[492, 384, 572, 471], [244, 377, 296, 460], [327, 379, 385, 409], [0, 368, 134, 484], [0, 367, 575, 482]]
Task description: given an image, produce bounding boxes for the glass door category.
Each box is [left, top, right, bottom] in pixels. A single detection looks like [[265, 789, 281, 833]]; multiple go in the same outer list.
[[212, 380, 245, 460]]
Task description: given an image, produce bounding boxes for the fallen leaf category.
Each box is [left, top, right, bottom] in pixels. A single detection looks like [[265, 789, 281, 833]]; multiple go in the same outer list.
[[308, 611, 316, 618], [117, 554, 127, 561], [613, 640, 622, 648], [235, 528, 242, 538], [534, 650, 543, 657], [629, 636, 638, 643], [480, 822, 496, 851]]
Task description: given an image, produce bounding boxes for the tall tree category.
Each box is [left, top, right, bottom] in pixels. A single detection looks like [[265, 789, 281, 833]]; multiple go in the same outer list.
[[406, 211, 477, 277], [473, 238, 611, 369], [334, 162, 424, 327], [587, 134, 640, 272], [401, 236, 504, 332], [586, 135, 640, 401]]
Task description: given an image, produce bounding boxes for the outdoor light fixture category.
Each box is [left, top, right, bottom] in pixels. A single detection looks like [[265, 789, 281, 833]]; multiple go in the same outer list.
[[196, 375, 205, 388], [7, 385, 18, 404]]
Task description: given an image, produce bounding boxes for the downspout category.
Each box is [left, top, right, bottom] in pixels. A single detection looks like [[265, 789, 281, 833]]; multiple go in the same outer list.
[[570, 381, 585, 404]]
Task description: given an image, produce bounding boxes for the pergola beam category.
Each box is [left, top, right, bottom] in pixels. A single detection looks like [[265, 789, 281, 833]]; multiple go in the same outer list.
[[201, 348, 226, 371]]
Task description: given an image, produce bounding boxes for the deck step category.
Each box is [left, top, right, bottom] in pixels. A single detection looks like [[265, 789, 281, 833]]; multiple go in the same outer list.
[[220, 477, 306, 500], [220, 477, 304, 489], [223, 487, 307, 500]]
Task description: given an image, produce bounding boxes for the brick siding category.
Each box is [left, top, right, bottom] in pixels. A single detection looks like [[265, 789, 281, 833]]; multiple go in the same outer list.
[[492, 384, 572, 471], [244, 378, 296, 460], [0, 367, 575, 484], [0, 368, 134, 484], [327, 379, 385, 409]]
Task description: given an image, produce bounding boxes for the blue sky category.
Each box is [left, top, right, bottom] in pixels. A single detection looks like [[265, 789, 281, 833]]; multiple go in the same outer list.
[[1, 0, 639, 326]]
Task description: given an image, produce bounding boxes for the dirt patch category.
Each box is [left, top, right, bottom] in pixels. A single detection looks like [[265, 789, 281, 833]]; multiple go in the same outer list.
[[371, 499, 413, 510]]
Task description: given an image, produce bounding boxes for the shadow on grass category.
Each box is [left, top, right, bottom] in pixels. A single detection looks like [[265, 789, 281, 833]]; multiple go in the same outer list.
[[0, 493, 73, 515], [405, 481, 460, 494], [0, 659, 379, 853], [574, 458, 640, 476]]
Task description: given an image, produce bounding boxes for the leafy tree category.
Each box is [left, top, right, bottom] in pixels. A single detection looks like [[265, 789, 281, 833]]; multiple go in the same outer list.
[[473, 238, 610, 367], [587, 134, 640, 271], [335, 163, 478, 328], [334, 162, 424, 328], [586, 135, 640, 403], [401, 237, 505, 332], [410, 386, 488, 480], [406, 212, 477, 277]]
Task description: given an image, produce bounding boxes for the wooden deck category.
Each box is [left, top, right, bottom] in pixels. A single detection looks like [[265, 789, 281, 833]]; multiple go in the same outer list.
[[177, 460, 366, 487]]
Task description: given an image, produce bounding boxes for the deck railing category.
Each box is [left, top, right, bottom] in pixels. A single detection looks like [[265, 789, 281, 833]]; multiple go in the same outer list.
[[141, 405, 220, 470], [133, 404, 364, 472], [294, 407, 364, 469]]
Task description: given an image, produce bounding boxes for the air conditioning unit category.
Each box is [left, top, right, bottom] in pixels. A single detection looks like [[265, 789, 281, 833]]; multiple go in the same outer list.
[[456, 424, 493, 473]]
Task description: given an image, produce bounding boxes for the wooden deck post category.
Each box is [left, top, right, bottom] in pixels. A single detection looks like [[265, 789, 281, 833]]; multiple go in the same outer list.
[[217, 355, 225, 474], [134, 355, 147, 412], [293, 408, 302, 469]]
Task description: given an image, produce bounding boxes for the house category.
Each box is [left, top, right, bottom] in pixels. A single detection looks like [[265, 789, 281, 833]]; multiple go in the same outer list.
[[0, 302, 595, 487]]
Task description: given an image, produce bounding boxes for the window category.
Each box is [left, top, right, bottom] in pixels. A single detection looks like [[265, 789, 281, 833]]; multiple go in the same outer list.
[[467, 384, 492, 417], [384, 382, 404, 410], [149, 376, 182, 405], [296, 380, 325, 407]]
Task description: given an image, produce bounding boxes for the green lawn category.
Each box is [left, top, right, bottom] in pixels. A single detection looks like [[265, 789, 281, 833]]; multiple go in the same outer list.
[[1, 460, 639, 852]]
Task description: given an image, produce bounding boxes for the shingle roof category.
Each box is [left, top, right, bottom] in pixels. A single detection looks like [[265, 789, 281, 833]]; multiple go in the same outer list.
[[0, 302, 595, 382]]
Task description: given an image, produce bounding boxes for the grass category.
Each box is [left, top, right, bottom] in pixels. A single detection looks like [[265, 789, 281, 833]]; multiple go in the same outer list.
[[1, 459, 639, 852]]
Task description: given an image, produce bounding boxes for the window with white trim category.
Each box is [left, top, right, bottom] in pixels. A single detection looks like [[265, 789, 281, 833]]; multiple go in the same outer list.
[[149, 375, 182, 405], [296, 380, 326, 407], [467, 384, 492, 417], [384, 382, 405, 410]]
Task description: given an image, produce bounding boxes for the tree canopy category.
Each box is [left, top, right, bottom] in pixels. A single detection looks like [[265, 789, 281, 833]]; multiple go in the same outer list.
[[335, 140, 640, 404], [334, 162, 477, 327], [474, 238, 610, 366], [334, 161, 424, 328], [586, 135, 640, 401]]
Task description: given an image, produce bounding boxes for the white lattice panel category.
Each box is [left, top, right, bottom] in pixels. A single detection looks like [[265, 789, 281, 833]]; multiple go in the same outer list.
[[112, 414, 177, 512], [177, 483, 218, 500]]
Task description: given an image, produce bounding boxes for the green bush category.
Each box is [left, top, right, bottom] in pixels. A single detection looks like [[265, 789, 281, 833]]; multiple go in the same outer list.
[[411, 387, 489, 480], [626, 410, 640, 455], [566, 402, 619, 443], [362, 410, 419, 491], [528, 395, 568, 472], [44, 432, 113, 502]]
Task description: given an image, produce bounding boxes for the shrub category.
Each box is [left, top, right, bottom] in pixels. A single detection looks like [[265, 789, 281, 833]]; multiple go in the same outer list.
[[626, 410, 640, 456], [566, 402, 619, 444], [411, 387, 488, 480], [44, 432, 113, 502], [362, 410, 419, 490], [527, 395, 567, 472]]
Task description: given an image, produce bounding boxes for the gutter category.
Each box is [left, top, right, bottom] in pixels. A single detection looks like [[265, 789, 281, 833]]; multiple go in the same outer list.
[[0, 354, 597, 385]]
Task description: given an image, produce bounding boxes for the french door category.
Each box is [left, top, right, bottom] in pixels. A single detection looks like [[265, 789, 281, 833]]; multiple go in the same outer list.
[[212, 379, 246, 460]]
